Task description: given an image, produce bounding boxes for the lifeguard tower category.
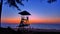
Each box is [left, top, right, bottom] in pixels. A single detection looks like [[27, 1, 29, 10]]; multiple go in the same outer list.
[[18, 10, 31, 28]]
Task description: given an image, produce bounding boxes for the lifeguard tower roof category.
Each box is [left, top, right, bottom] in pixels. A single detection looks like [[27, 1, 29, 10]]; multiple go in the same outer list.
[[18, 11, 31, 15]]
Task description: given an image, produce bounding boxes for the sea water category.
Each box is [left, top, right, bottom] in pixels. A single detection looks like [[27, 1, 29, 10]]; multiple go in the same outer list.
[[1, 23, 60, 30]]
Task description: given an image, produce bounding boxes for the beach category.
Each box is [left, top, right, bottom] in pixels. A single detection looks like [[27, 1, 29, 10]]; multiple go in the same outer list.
[[1, 27, 60, 34]]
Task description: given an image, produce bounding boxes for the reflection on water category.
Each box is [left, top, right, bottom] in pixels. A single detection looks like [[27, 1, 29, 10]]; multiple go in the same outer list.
[[1, 23, 60, 30]]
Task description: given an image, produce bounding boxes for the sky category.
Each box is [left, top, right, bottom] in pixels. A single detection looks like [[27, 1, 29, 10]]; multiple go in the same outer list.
[[1, 0, 60, 24]]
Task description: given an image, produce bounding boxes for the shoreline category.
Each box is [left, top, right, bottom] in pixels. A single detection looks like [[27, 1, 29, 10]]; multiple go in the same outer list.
[[13, 27, 60, 32]]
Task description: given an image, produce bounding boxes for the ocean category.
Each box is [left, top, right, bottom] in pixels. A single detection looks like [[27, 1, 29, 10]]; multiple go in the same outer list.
[[1, 23, 60, 30]]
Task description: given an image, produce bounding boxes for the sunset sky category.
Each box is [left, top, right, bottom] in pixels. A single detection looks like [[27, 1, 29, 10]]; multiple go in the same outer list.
[[1, 0, 60, 24]]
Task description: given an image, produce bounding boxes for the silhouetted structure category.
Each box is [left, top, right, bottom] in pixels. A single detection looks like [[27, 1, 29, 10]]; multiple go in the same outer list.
[[18, 10, 31, 28]]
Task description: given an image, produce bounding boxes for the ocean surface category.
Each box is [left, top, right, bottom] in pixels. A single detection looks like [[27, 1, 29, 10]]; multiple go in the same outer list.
[[1, 23, 60, 30]]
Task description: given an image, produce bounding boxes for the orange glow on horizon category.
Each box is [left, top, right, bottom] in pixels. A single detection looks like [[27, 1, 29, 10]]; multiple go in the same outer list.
[[1, 18, 20, 24], [1, 17, 60, 24]]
